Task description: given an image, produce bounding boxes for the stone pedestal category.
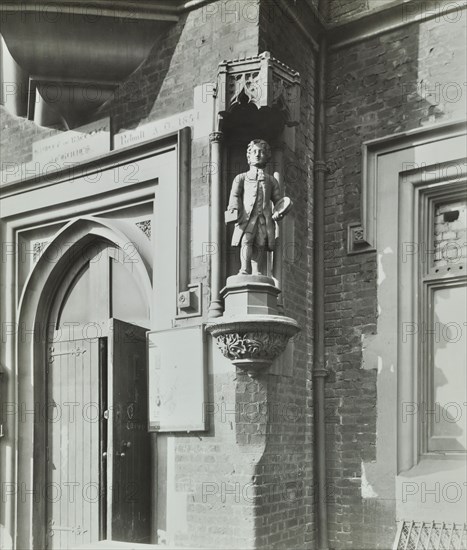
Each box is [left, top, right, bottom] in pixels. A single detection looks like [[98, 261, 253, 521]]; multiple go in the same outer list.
[[206, 275, 300, 377], [222, 274, 280, 316]]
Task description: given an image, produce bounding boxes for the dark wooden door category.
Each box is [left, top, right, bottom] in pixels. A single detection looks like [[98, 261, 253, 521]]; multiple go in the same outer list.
[[108, 319, 151, 543]]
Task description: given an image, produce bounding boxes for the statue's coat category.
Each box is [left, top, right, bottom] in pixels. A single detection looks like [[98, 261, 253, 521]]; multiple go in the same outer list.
[[228, 169, 282, 251]]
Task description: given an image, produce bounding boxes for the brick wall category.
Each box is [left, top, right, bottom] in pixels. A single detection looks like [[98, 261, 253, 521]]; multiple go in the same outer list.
[[324, 13, 466, 550], [327, 0, 397, 25], [0, 106, 58, 169], [256, 2, 317, 549], [434, 199, 467, 267], [99, 3, 260, 134]]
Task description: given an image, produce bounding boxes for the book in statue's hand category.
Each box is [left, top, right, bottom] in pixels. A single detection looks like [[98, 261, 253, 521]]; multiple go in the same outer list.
[[224, 208, 238, 224]]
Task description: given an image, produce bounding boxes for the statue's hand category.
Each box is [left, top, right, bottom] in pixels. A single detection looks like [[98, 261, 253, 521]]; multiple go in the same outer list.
[[272, 212, 282, 222]]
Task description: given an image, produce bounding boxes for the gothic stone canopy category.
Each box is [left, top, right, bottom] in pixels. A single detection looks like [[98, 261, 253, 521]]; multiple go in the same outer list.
[[216, 51, 301, 128]]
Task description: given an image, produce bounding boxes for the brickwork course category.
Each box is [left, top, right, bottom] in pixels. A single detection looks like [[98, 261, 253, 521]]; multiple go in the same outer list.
[[0, 1, 466, 549]]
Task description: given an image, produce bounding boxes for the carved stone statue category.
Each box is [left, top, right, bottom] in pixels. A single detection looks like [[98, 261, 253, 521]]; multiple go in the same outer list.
[[225, 139, 291, 275]]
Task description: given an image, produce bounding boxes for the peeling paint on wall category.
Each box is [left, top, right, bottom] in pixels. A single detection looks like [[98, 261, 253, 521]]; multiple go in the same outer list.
[[361, 462, 378, 499], [377, 356, 383, 374], [378, 247, 394, 285]]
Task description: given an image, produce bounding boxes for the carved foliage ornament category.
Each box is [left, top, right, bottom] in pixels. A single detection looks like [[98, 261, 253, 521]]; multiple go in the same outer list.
[[206, 316, 300, 377], [216, 331, 289, 362], [33, 240, 49, 263], [347, 222, 375, 255], [135, 219, 152, 240], [217, 52, 301, 126]]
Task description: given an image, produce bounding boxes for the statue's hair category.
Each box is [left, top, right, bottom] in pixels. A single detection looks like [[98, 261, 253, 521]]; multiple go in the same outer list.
[[247, 139, 271, 161]]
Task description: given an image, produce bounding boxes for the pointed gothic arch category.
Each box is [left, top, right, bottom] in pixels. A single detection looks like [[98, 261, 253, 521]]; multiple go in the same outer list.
[[15, 216, 153, 549]]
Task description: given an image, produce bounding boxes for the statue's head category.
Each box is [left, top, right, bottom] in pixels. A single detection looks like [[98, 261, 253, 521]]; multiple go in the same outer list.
[[246, 139, 271, 167]]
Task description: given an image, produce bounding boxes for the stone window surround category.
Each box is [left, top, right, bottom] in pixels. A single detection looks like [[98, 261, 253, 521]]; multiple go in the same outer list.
[[360, 120, 466, 525], [396, 156, 466, 524]]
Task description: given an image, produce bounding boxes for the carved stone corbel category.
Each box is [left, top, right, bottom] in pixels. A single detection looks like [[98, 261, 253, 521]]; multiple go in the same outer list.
[[206, 275, 300, 377], [207, 316, 299, 377]]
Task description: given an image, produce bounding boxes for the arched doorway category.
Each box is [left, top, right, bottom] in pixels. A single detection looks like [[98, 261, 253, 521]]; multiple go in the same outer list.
[[17, 218, 154, 549], [45, 238, 151, 549]]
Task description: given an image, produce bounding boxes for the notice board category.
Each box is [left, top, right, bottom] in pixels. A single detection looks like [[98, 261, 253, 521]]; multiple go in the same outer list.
[[147, 324, 207, 432]]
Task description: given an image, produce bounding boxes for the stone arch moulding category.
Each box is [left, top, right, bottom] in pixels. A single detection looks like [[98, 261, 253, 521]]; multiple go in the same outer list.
[[15, 215, 152, 550], [18, 215, 153, 321]]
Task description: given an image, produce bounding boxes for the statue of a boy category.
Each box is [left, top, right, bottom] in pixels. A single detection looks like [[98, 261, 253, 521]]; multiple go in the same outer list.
[[226, 139, 289, 275]]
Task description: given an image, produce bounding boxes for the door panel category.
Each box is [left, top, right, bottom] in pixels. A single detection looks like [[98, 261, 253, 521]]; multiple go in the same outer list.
[[108, 319, 151, 543], [47, 338, 100, 549]]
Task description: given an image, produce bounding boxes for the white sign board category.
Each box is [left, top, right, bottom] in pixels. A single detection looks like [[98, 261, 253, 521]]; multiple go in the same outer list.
[[147, 325, 207, 432]]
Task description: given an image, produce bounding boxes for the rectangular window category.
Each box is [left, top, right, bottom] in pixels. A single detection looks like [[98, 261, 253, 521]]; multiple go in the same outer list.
[[420, 195, 467, 455]]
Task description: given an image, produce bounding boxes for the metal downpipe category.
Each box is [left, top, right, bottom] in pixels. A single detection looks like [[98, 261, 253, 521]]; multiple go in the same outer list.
[[313, 31, 330, 550]]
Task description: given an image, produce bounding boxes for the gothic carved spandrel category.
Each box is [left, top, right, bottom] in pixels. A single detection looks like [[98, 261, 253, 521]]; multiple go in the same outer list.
[[135, 219, 152, 240], [33, 241, 49, 263]]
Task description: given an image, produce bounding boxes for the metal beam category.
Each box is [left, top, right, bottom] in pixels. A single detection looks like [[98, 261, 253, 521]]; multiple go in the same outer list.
[[0, 1, 180, 22]]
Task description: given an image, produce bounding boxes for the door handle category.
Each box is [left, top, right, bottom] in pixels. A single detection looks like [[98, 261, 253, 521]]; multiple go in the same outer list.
[[115, 441, 131, 458]]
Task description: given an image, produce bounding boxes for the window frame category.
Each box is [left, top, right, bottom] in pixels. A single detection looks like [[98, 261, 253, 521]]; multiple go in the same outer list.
[[418, 187, 467, 457]]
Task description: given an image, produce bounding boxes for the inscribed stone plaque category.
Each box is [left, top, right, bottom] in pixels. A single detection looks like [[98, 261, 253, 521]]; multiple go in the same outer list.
[[114, 110, 200, 150], [32, 117, 110, 167], [147, 325, 207, 432]]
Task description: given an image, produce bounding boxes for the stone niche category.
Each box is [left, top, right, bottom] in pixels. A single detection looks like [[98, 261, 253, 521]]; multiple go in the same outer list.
[[206, 52, 301, 377]]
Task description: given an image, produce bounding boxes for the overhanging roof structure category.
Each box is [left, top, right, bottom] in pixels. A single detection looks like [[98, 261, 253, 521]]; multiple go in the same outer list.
[[0, 1, 185, 127]]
